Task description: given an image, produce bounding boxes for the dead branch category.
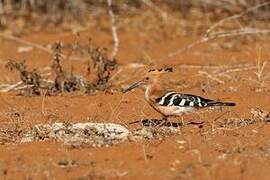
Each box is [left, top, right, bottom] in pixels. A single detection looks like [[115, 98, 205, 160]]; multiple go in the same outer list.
[[107, 0, 119, 60], [199, 71, 225, 84], [206, 28, 270, 40], [205, 1, 270, 36], [216, 66, 257, 76], [0, 81, 23, 92]]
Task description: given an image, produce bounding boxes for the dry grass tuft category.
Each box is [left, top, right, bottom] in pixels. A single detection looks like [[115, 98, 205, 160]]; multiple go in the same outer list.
[[0, 109, 31, 144], [251, 108, 270, 122]]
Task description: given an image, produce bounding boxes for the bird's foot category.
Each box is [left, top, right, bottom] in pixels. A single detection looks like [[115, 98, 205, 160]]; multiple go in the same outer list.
[[156, 120, 167, 128]]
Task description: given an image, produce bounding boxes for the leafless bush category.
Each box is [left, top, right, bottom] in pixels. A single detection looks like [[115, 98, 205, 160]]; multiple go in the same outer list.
[[5, 60, 42, 95], [4, 40, 118, 96], [88, 46, 118, 90], [50, 42, 90, 94]]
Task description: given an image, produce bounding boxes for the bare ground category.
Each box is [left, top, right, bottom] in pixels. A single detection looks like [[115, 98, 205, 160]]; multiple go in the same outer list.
[[0, 12, 270, 180]]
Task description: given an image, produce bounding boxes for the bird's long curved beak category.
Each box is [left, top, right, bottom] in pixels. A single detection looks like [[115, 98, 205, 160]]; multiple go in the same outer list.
[[122, 80, 144, 93]]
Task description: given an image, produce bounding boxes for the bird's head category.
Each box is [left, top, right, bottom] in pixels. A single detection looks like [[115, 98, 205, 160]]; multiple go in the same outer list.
[[123, 67, 173, 93]]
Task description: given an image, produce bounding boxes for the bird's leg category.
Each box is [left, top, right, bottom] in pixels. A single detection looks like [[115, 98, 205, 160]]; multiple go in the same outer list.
[[156, 115, 168, 127], [162, 115, 168, 121], [163, 115, 169, 126], [180, 116, 185, 126]]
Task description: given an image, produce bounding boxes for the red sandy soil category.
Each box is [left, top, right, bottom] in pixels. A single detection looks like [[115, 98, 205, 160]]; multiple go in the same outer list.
[[0, 27, 270, 180]]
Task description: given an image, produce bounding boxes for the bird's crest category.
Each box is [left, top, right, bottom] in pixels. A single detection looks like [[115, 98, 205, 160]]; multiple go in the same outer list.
[[148, 67, 173, 74]]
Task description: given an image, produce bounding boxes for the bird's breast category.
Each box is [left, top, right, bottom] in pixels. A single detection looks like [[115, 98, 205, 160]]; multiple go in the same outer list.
[[156, 105, 195, 116]]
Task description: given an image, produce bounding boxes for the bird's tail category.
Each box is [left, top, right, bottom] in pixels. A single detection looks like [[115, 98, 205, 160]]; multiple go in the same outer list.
[[207, 100, 236, 107]]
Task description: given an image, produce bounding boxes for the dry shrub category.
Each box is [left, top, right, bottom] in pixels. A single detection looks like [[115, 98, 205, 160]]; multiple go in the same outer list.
[[5, 40, 118, 96], [50, 42, 90, 94], [88, 46, 117, 90], [5, 60, 42, 95]]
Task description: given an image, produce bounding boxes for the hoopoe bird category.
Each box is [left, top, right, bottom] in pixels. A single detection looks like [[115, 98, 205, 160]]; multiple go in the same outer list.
[[123, 67, 236, 123]]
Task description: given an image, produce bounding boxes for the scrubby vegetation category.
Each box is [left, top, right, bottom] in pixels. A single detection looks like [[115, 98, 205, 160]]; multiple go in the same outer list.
[[5, 40, 118, 96]]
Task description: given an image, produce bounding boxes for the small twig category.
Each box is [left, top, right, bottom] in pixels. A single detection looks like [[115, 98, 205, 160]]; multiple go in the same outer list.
[[107, 0, 119, 60], [108, 94, 125, 122], [255, 48, 268, 82], [108, 66, 123, 83], [206, 28, 270, 39], [198, 64, 257, 85], [0, 81, 23, 92], [41, 89, 48, 116], [216, 66, 257, 76], [142, 144, 149, 164], [0, 33, 52, 54], [199, 71, 225, 84], [14, 84, 34, 91]]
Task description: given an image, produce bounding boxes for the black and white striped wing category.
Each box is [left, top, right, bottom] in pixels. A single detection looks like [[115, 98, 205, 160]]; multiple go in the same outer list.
[[155, 91, 211, 108]]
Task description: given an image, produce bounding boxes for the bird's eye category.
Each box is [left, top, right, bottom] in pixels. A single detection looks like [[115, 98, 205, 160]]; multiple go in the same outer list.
[[145, 77, 150, 80]]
